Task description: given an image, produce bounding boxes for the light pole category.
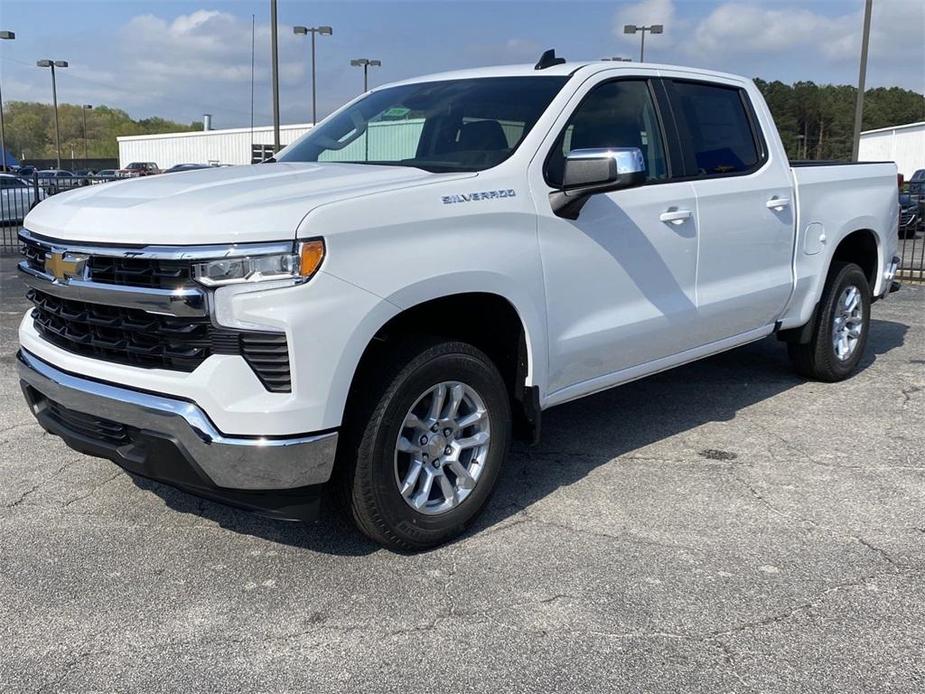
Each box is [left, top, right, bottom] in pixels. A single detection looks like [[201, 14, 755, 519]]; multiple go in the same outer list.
[[602, 57, 632, 62], [293, 25, 333, 125], [0, 30, 14, 171], [623, 24, 663, 62], [350, 58, 381, 93], [36, 59, 68, 169], [851, 0, 874, 161], [81, 104, 92, 160], [270, 0, 280, 152]]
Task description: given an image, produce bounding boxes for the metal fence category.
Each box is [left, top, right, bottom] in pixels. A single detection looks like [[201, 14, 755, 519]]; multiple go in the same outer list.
[[1, 173, 119, 254], [898, 196, 925, 284]]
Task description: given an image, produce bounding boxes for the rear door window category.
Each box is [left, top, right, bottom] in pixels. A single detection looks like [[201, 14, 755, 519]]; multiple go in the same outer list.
[[669, 81, 763, 177]]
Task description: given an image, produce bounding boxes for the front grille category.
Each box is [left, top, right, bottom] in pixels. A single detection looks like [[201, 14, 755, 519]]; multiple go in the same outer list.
[[88, 256, 193, 290], [21, 238, 46, 273], [21, 233, 293, 392], [29, 289, 214, 371], [21, 235, 192, 290], [45, 399, 132, 445], [28, 289, 292, 391]]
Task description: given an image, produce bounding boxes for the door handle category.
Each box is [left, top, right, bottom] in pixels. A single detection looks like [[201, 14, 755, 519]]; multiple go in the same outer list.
[[659, 208, 692, 224], [766, 196, 791, 210]]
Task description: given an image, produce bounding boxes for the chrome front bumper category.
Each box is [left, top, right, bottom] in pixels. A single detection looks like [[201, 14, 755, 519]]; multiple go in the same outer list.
[[17, 349, 337, 491]]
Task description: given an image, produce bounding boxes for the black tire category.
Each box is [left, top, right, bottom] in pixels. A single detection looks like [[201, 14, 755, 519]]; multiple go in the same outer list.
[[338, 339, 512, 551], [787, 261, 871, 382]]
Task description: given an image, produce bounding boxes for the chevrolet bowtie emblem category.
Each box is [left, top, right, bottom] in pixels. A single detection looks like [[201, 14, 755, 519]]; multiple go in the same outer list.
[[44, 252, 89, 282]]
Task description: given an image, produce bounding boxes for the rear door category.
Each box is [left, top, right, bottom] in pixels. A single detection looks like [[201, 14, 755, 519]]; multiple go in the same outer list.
[[664, 76, 795, 339]]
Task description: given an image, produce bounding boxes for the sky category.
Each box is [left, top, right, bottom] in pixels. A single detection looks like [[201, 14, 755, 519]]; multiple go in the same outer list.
[[1, 0, 923, 129]]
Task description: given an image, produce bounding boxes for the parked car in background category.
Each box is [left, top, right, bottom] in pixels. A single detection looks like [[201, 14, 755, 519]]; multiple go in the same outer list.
[[118, 162, 159, 178], [164, 163, 211, 174], [900, 193, 921, 238], [0, 174, 46, 225], [37, 169, 75, 181], [36, 169, 77, 194], [16, 59, 901, 550], [162, 163, 212, 174], [16, 165, 37, 177], [907, 168, 924, 194], [93, 169, 119, 182]]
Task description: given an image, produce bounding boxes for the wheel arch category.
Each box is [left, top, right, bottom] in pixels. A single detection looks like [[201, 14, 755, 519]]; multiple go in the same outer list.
[[780, 225, 882, 344], [830, 226, 880, 291], [341, 286, 544, 444]]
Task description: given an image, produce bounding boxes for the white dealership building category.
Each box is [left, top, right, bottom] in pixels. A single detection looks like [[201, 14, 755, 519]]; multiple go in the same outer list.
[[859, 121, 925, 179], [117, 123, 314, 169]]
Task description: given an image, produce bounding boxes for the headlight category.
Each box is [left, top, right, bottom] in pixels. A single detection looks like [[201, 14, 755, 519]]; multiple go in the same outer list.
[[193, 239, 325, 286]]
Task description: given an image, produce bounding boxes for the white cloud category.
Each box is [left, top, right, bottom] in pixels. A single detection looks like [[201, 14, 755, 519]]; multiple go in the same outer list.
[[689, 4, 855, 59], [609, 0, 923, 91], [119, 11, 304, 86], [465, 38, 543, 66], [686, 0, 923, 67]]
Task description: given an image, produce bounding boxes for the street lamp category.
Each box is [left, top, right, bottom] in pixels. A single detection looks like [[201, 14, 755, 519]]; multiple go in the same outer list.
[[350, 58, 382, 93], [602, 57, 632, 62], [293, 25, 333, 125], [270, 0, 280, 152], [851, 0, 873, 161], [623, 24, 663, 62], [0, 30, 14, 171], [36, 59, 68, 169], [82, 105, 93, 160]]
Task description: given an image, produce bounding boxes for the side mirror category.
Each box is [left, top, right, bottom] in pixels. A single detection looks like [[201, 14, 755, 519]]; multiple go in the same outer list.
[[550, 147, 647, 219]]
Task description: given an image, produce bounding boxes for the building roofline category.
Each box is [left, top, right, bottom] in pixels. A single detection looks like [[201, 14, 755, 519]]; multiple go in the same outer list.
[[861, 121, 925, 136], [117, 123, 314, 143]]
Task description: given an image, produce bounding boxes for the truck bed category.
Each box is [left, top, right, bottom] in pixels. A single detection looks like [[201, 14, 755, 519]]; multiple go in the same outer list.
[[781, 161, 899, 329]]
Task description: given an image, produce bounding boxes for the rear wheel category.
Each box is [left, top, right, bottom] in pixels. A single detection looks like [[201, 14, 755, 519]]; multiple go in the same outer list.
[[339, 339, 511, 551], [787, 261, 871, 382]]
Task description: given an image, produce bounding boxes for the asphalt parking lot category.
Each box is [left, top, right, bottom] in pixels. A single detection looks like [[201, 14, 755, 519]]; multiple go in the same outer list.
[[1, 254, 923, 693]]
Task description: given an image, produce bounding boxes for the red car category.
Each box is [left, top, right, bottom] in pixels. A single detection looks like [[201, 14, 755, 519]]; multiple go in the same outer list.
[[118, 162, 160, 178]]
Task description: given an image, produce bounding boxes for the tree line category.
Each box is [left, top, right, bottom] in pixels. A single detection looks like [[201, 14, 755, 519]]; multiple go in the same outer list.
[[2, 79, 923, 164], [2, 102, 201, 161], [754, 80, 924, 161]]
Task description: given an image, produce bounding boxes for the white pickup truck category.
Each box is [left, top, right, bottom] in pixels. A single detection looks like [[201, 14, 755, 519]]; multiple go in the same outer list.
[[17, 55, 900, 550]]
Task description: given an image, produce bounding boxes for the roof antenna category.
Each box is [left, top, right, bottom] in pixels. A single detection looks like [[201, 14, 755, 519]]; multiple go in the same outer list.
[[535, 49, 566, 70]]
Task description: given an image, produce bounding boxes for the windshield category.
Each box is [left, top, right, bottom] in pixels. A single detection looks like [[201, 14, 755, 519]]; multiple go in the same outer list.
[[277, 76, 568, 173]]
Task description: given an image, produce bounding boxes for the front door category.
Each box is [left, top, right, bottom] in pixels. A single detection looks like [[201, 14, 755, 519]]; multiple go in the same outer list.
[[531, 75, 701, 399]]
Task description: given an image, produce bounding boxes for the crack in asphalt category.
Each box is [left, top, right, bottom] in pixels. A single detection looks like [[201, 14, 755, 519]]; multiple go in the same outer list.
[[901, 384, 922, 405], [480, 500, 697, 553], [61, 471, 123, 508], [2, 459, 80, 509], [726, 464, 909, 571], [28, 566, 925, 691]]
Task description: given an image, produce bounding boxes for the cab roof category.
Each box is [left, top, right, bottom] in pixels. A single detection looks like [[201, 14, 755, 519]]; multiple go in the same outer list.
[[380, 61, 751, 89]]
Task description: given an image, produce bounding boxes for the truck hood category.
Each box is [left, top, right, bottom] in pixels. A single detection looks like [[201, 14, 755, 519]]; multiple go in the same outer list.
[[24, 162, 473, 245]]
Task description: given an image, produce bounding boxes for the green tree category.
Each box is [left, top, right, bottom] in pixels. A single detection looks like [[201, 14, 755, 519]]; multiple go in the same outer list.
[[3, 101, 201, 162], [754, 80, 925, 161]]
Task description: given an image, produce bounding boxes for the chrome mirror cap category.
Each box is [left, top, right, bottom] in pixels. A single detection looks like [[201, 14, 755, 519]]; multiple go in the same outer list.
[[551, 147, 647, 220], [568, 147, 646, 177]]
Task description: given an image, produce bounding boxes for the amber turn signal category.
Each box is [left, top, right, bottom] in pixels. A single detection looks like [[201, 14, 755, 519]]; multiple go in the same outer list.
[[299, 239, 325, 278]]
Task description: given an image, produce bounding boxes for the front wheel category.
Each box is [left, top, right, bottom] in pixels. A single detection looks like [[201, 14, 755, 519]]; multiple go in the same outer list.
[[787, 261, 871, 382], [339, 339, 512, 551]]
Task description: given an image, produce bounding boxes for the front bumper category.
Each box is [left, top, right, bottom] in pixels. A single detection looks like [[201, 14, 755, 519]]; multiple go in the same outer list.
[[17, 349, 338, 520]]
